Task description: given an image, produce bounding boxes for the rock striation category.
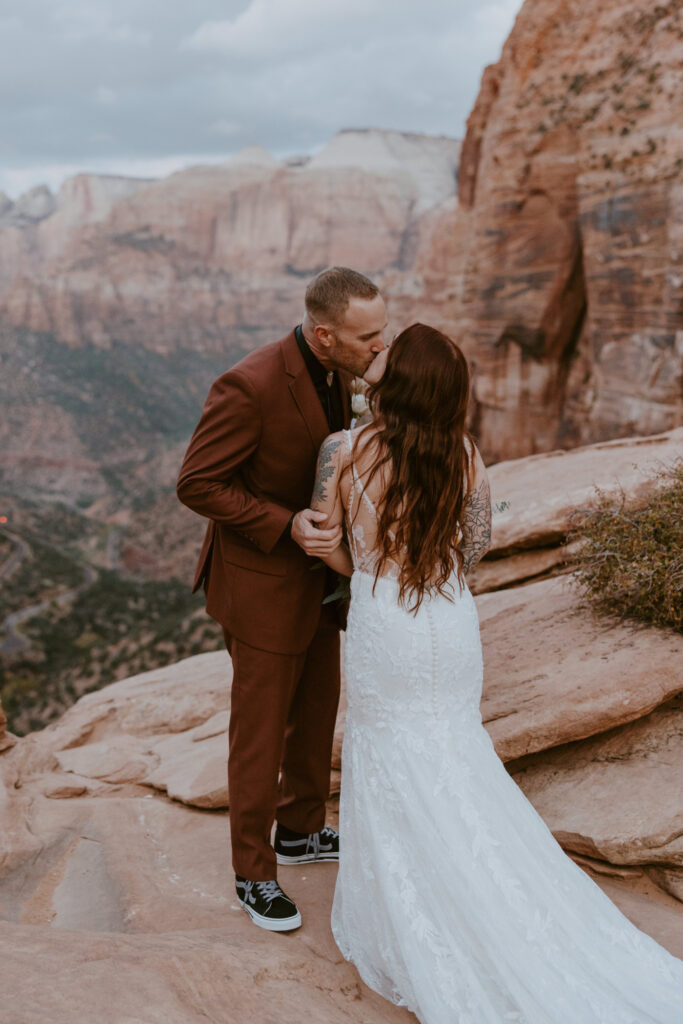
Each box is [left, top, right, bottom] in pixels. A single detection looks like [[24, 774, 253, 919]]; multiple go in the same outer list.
[[410, 0, 683, 460]]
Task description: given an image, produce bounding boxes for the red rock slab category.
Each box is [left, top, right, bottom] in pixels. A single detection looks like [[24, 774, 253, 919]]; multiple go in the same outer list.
[[476, 574, 682, 760], [468, 540, 582, 594], [0, 787, 413, 1024], [571, 867, 683, 962], [486, 427, 683, 555], [509, 695, 683, 900], [0, 651, 232, 813], [0, 785, 680, 1024]]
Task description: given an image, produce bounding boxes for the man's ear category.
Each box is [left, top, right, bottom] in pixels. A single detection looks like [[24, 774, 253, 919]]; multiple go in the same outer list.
[[314, 324, 334, 349]]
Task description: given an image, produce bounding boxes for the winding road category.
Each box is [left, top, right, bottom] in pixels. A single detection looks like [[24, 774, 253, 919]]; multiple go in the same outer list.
[[0, 528, 99, 655], [0, 531, 30, 582]]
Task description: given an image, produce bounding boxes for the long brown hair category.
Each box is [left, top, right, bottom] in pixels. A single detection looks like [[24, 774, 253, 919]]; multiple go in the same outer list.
[[345, 323, 475, 614]]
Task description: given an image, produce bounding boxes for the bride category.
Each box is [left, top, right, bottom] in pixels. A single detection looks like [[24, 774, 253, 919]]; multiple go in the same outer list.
[[309, 323, 683, 1023]]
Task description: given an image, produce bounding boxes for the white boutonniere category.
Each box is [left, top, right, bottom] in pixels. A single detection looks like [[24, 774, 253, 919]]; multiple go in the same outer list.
[[350, 378, 370, 424]]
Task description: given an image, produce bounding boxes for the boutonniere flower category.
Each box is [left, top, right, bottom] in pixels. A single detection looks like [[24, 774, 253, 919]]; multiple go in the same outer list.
[[350, 378, 370, 421]]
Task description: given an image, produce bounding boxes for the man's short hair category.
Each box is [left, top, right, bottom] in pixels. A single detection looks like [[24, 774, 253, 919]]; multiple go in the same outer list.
[[305, 266, 379, 326]]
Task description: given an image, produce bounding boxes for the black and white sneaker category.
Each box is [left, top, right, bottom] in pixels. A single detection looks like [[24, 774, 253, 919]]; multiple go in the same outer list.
[[235, 876, 302, 931], [274, 824, 340, 865]]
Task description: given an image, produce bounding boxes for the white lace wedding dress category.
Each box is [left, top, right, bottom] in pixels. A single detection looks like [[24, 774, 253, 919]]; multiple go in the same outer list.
[[331, 428, 683, 1024]]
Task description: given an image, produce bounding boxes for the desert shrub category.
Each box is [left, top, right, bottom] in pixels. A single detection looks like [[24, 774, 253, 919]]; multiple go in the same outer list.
[[568, 461, 682, 632]]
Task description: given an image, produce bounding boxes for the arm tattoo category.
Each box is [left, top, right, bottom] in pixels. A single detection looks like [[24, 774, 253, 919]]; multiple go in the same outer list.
[[312, 437, 341, 506], [460, 475, 492, 572]]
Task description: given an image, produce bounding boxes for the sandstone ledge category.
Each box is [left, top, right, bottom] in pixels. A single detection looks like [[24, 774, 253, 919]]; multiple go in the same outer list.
[[510, 695, 683, 900], [478, 574, 682, 760]]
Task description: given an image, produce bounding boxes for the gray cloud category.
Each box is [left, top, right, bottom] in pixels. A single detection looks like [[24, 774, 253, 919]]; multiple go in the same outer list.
[[0, 0, 520, 197]]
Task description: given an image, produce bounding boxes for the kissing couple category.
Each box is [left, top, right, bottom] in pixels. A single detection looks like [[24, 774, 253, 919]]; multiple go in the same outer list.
[[177, 267, 683, 1022]]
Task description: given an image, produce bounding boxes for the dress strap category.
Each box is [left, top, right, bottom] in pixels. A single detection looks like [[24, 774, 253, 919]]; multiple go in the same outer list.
[[345, 429, 362, 488], [345, 428, 379, 518], [344, 428, 395, 543], [343, 428, 403, 575]]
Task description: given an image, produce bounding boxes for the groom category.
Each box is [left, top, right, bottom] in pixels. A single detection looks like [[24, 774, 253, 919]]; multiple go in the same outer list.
[[177, 267, 388, 931]]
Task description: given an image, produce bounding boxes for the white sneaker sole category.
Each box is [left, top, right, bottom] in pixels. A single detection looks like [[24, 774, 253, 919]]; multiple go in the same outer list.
[[238, 898, 302, 931], [275, 851, 339, 865]]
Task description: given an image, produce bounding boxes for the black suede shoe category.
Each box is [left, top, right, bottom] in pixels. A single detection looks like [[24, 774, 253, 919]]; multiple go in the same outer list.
[[235, 875, 302, 931], [274, 824, 340, 865]]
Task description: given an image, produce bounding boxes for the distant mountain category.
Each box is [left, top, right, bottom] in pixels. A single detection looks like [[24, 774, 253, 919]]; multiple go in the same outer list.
[[0, 129, 459, 353]]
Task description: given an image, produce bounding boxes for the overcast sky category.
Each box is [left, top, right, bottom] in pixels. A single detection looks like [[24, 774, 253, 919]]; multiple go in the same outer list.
[[0, 0, 521, 199]]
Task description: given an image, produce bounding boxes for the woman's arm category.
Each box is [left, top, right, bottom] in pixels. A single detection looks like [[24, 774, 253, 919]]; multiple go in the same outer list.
[[310, 433, 354, 577], [460, 444, 492, 573], [317, 541, 354, 577]]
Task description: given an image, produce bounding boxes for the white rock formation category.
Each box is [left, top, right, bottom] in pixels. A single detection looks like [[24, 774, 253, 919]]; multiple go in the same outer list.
[[310, 128, 460, 212]]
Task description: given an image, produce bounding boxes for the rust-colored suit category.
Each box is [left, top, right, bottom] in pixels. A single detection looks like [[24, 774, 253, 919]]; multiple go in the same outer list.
[[177, 329, 351, 880]]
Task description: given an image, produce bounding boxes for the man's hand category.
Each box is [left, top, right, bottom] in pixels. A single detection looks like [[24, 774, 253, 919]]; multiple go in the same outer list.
[[291, 509, 342, 556]]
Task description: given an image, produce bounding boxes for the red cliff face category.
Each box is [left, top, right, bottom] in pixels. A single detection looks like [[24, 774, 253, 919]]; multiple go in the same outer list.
[[413, 0, 683, 461]]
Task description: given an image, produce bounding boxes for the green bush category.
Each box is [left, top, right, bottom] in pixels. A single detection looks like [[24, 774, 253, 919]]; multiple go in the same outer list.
[[568, 461, 682, 632]]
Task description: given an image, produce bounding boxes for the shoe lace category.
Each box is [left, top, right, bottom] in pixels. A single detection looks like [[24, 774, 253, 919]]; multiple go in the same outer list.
[[245, 879, 282, 905], [306, 826, 337, 857]]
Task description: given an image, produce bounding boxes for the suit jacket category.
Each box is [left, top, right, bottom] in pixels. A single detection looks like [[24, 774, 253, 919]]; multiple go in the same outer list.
[[176, 329, 352, 655]]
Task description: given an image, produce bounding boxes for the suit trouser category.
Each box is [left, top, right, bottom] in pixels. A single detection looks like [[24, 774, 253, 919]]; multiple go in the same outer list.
[[222, 601, 341, 881]]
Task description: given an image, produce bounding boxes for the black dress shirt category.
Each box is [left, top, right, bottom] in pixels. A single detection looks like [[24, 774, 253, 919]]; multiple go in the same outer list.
[[294, 324, 344, 433]]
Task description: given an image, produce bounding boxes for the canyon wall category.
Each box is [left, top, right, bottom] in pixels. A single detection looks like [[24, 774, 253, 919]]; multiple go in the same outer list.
[[408, 0, 683, 461]]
